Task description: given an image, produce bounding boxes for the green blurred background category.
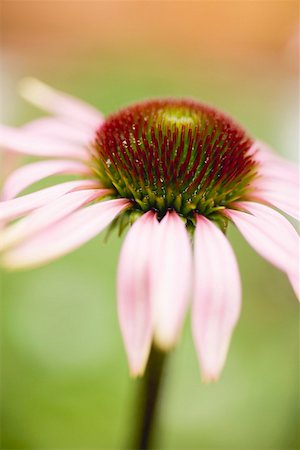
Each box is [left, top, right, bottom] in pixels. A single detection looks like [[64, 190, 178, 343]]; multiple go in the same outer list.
[[1, 1, 299, 449]]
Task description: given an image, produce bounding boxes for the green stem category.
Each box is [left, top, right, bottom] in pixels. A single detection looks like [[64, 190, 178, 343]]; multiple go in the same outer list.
[[130, 346, 168, 450]]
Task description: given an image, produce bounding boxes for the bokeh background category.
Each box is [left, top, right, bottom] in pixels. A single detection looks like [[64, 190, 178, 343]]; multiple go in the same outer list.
[[1, 1, 299, 449]]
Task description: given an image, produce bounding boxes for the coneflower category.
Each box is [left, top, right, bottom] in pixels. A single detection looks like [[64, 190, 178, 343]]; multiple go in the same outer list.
[[0, 79, 298, 385]]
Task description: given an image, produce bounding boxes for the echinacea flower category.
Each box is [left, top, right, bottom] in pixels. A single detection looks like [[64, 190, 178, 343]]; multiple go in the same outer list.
[[0, 79, 299, 381]]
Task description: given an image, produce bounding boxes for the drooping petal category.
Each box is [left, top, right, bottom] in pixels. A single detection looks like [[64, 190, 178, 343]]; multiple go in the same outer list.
[[0, 188, 110, 251], [251, 140, 299, 184], [225, 202, 299, 299], [151, 211, 192, 350], [19, 78, 104, 129], [23, 117, 94, 145], [2, 198, 130, 269], [257, 160, 299, 185], [250, 145, 300, 220], [252, 186, 300, 221], [117, 211, 156, 376], [192, 215, 241, 382], [251, 140, 296, 164], [0, 179, 100, 222], [2, 159, 93, 200], [0, 125, 88, 159]]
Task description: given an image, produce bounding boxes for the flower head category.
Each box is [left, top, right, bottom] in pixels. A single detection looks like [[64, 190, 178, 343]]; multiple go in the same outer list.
[[0, 79, 299, 380], [94, 99, 256, 218]]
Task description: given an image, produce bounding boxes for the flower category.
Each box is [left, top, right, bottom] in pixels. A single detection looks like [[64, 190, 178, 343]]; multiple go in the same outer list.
[[0, 78, 299, 381]]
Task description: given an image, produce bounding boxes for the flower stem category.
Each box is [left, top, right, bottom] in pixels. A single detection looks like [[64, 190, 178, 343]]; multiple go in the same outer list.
[[130, 345, 168, 449]]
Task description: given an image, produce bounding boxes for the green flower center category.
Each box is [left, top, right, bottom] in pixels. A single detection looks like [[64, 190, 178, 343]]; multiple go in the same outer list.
[[92, 99, 257, 218]]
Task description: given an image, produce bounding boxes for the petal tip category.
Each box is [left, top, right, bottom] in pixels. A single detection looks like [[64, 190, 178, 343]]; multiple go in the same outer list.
[[18, 77, 46, 101], [129, 367, 145, 379], [128, 356, 148, 378], [153, 330, 178, 352], [201, 372, 220, 384], [1, 254, 26, 271]]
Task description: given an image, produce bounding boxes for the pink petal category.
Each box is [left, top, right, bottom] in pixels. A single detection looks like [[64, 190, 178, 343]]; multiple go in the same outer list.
[[151, 211, 192, 349], [0, 188, 109, 251], [251, 140, 299, 183], [192, 215, 241, 382], [19, 78, 104, 129], [251, 140, 292, 162], [2, 198, 130, 269], [252, 187, 299, 221], [257, 161, 299, 185], [250, 146, 300, 220], [0, 150, 20, 180], [225, 202, 299, 299], [2, 159, 93, 200], [0, 179, 100, 222], [117, 211, 156, 376], [23, 117, 94, 145], [0, 125, 88, 159]]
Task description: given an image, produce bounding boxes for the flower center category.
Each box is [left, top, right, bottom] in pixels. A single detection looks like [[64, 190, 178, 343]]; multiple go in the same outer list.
[[93, 99, 257, 218]]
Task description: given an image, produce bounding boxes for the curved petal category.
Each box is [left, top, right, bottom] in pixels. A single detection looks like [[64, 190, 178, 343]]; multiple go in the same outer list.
[[257, 161, 299, 185], [2, 198, 130, 269], [151, 211, 192, 349], [0, 188, 110, 251], [19, 78, 104, 129], [0, 125, 88, 159], [251, 140, 297, 165], [0, 150, 20, 180], [251, 140, 299, 183], [0, 179, 100, 222], [225, 202, 299, 299], [23, 117, 94, 145], [117, 211, 156, 377], [252, 187, 299, 221], [250, 145, 300, 220], [192, 215, 241, 382], [2, 159, 93, 200]]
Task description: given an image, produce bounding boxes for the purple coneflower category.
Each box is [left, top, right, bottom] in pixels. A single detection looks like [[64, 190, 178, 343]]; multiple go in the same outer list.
[[0, 79, 299, 381]]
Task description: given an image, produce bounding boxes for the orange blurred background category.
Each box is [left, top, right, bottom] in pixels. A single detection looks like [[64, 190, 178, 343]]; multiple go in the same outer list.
[[2, 1, 299, 68]]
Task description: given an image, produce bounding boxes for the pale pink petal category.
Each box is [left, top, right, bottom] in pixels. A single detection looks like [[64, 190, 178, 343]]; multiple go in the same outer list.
[[192, 215, 241, 382], [117, 211, 156, 376], [0, 179, 100, 222], [0, 188, 110, 251], [225, 202, 299, 298], [23, 117, 94, 145], [251, 140, 299, 183], [252, 187, 300, 221], [244, 138, 299, 217], [0, 150, 20, 180], [151, 211, 192, 349], [2, 160, 93, 200], [19, 78, 104, 129], [251, 140, 295, 163], [257, 161, 299, 185], [2, 198, 130, 269], [0, 125, 88, 159], [250, 144, 300, 220]]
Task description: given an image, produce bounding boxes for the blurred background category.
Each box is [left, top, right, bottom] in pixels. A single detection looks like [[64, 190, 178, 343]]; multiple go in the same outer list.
[[1, 1, 299, 449]]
